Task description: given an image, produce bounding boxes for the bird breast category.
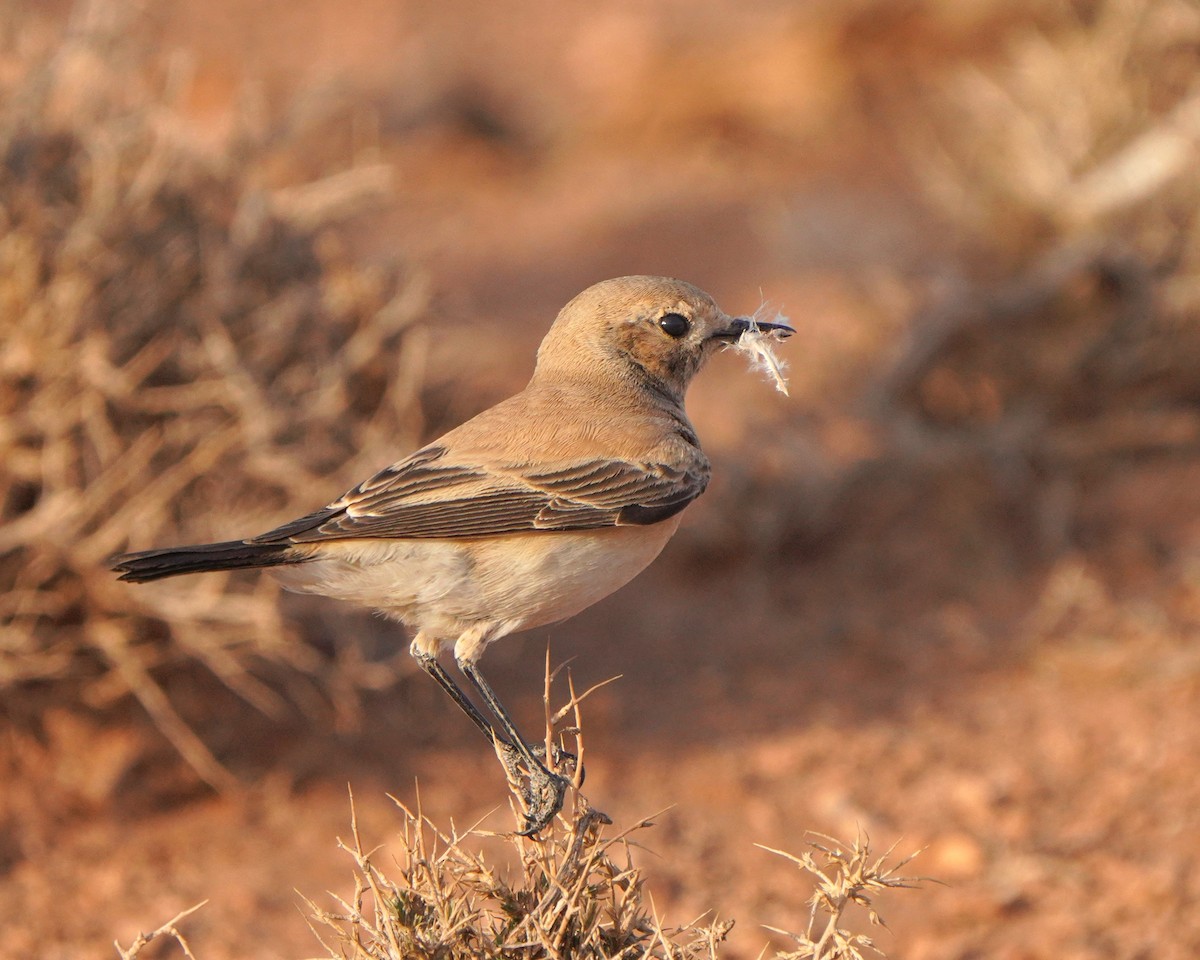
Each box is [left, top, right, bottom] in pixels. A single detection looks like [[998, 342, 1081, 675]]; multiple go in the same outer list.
[[271, 516, 683, 647]]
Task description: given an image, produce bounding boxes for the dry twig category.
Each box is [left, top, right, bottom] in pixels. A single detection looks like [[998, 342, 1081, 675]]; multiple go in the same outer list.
[[114, 901, 207, 960]]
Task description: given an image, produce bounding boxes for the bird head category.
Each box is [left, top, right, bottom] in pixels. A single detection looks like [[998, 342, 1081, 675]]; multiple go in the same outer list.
[[533, 276, 793, 402]]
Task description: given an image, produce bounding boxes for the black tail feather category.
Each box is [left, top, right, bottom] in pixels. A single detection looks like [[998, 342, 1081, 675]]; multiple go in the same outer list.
[[111, 539, 300, 583]]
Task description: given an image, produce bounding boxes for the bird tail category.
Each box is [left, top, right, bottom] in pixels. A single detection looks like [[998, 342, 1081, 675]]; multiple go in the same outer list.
[[111, 540, 300, 583]]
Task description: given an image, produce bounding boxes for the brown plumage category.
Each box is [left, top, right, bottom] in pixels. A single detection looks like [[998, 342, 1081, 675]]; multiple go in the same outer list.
[[112, 275, 793, 833]]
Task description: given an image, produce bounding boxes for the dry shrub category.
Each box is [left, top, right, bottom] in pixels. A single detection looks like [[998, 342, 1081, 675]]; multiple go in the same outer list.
[[779, 0, 1200, 576], [112, 817, 926, 960], [299, 679, 922, 960], [906, 0, 1200, 254], [880, 0, 1200, 438], [100, 731, 932, 960], [303, 802, 923, 960], [307, 688, 735, 960], [759, 835, 925, 960], [0, 4, 429, 784], [306, 795, 731, 960], [109, 729, 927, 960], [112, 818, 927, 960]]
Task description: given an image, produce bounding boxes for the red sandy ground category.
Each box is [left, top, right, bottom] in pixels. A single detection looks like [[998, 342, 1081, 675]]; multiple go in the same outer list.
[[4, 3, 1200, 958]]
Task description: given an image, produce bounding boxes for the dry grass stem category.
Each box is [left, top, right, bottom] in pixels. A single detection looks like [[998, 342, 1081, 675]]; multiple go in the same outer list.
[[114, 900, 207, 960]]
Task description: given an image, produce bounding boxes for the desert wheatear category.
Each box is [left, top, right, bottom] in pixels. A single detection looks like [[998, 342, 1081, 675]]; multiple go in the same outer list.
[[113, 275, 792, 833]]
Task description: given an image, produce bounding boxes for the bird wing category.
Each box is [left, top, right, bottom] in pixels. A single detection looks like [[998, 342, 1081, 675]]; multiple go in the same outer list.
[[251, 444, 708, 543]]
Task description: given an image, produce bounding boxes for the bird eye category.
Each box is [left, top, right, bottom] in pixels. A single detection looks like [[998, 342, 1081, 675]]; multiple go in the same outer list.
[[658, 313, 690, 339]]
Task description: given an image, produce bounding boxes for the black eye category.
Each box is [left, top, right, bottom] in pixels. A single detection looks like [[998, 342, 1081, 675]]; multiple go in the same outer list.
[[658, 313, 690, 338]]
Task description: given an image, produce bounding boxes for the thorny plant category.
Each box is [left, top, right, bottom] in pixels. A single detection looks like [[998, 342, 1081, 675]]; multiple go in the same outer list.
[[303, 673, 924, 960], [758, 833, 926, 960], [304, 670, 734, 960], [0, 0, 428, 785], [303, 793, 736, 960], [111, 675, 926, 960], [113, 821, 928, 960]]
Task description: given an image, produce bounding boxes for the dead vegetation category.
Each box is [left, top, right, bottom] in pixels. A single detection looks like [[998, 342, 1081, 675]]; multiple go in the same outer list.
[[302, 801, 922, 960], [109, 672, 928, 960], [0, 4, 429, 784], [4, 2, 1199, 958], [757, 0, 1200, 567], [112, 798, 924, 960], [758, 835, 925, 960], [114, 901, 207, 960], [305, 794, 730, 960], [881, 0, 1200, 443]]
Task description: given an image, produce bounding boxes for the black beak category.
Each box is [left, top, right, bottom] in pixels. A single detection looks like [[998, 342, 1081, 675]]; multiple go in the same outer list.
[[712, 315, 795, 342]]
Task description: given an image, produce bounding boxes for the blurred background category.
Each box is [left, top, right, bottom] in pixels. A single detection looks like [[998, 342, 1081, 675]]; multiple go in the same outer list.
[[2, 0, 1200, 957]]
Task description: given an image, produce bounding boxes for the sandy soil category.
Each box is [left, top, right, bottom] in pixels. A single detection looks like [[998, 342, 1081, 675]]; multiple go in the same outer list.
[[4, 2, 1200, 959]]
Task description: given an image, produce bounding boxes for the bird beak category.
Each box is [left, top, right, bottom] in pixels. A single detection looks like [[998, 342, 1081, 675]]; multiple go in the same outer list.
[[712, 315, 796, 342]]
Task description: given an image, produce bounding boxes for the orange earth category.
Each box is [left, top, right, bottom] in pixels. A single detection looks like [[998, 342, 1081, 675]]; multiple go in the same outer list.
[[5, 3, 1200, 959]]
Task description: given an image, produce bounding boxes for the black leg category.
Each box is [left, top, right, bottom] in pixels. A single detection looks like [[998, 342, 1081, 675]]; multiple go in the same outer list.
[[414, 651, 510, 746], [457, 657, 569, 835], [417, 650, 559, 823]]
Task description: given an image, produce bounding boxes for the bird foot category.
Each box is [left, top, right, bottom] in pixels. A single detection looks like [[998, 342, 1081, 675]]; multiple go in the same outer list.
[[531, 741, 581, 781], [514, 768, 570, 836], [496, 739, 580, 781], [495, 740, 574, 836]]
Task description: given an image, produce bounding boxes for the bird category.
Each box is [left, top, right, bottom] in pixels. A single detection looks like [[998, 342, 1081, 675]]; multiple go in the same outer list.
[[111, 275, 793, 833]]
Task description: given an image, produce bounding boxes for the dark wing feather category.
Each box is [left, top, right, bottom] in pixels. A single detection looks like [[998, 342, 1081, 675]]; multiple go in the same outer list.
[[251, 445, 708, 544]]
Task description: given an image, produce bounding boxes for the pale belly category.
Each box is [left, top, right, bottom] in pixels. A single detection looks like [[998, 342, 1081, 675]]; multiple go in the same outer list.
[[271, 517, 682, 646]]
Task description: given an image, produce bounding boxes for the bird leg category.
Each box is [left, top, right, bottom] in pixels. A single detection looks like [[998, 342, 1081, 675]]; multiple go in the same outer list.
[[414, 652, 535, 786], [415, 652, 575, 770], [416, 651, 573, 833], [415, 651, 505, 743], [457, 657, 570, 836]]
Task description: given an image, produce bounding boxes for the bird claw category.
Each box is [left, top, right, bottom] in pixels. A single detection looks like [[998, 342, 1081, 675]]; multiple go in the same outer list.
[[495, 740, 575, 835], [515, 769, 570, 836]]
